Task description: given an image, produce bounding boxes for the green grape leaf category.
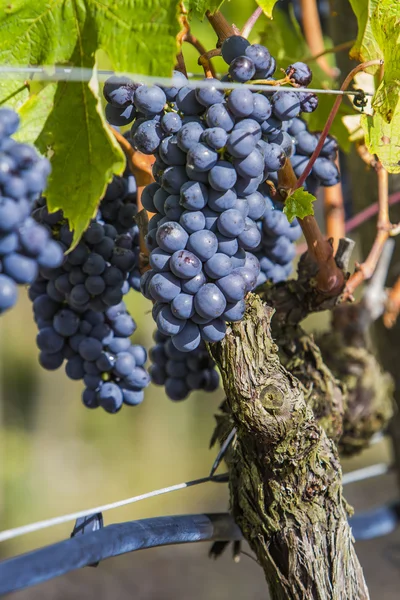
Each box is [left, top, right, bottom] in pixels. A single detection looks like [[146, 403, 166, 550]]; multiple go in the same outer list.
[[37, 73, 125, 246], [0, 0, 180, 241], [370, 2, 400, 123], [186, 0, 225, 18], [0, 0, 180, 145], [352, 1, 400, 170], [348, 0, 383, 72], [361, 112, 400, 173], [255, 0, 279, 18], [284, 188, 316, 223], [13, 84, 57, 145]]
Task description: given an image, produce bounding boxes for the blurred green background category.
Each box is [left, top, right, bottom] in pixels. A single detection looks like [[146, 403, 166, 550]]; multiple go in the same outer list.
[[1, 1, 400, 598]]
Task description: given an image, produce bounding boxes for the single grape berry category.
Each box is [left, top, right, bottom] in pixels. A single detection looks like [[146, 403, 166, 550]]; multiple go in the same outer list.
[[286, 62, 312, 87], [229, 56, 256, 83], [221, 36, 251, 64]]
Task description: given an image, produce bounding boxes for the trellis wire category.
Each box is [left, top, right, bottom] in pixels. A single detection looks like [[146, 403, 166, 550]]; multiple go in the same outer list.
[[0, 461, 392, 545], [0, 474, 227, 544], [342, 463, 391, 486], [0, 66, 372, 97]]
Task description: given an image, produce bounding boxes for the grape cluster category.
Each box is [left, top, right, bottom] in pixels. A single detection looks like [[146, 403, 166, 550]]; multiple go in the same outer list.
[[103, 37, 322, 352], [149, 330, 219, 401], [288, 118, 340, 192], [32, 168, 141, 313], [254, 187, 302, 285], [0, 108, 63, 314], [29, 279, 149, 412], [28, 169, 149, 412], [220, 37, 318, 116], [101, 36, 340, 400]]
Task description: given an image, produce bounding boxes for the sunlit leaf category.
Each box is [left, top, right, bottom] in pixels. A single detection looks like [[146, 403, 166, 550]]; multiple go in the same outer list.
[[284, 188, 316, 222], [361, 112, 400, 173], [348, 0, 383, 73], [255, 0, 279, 19]]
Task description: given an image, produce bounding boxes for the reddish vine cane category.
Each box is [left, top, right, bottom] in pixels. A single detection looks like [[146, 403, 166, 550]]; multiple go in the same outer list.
[[110, 127, 154, 272]]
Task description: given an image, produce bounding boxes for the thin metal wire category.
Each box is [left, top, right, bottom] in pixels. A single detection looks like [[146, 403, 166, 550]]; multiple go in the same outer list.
[[0, 474, 227, 544], [342, 463, 392, 486], [0, 66, 372, 96], [0, 460, 391, 544]]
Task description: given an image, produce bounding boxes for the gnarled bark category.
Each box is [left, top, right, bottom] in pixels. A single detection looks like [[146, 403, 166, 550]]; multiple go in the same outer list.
[[210, 294, 369, 600]]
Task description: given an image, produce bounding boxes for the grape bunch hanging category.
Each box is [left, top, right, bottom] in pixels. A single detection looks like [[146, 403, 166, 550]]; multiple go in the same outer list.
[[104, 35, 340, 364], [28, 169, 150, 414]]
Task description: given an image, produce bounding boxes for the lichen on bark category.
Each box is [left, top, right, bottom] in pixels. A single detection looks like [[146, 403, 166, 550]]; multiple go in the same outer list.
[[317, 304, 394, 457], [210, 293, 369, 600]]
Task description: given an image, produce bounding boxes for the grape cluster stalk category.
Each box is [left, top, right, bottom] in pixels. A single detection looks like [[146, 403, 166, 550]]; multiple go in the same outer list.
[[103, 35, 339, 400]]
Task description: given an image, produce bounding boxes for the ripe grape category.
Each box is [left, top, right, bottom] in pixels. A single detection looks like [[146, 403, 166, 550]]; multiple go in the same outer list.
[[229, 56, 256, 82], [286, 62, 312, 87], [221, 36, 250, 64]]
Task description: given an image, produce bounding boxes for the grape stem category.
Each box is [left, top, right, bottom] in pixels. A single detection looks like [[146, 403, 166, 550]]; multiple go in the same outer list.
[[109, 126, 154, 268], [109, 127, 154, 197], [241, 7, 263, 39], [279, 159, 345, 296], [250, 75, 293, 87], [294, 59, 384, 191], [300, 0, 339, 78], [302, 40, 356, 65], [175, 50, 188, 77], [296, 189, 400, 255], [178, 9, 216, 78], [323, 160, 345, 253], [384, 276, 400, 328], [184, 32, 215, 78], [206, 10, 237, 46], [343, 161, 391, 299], [198, 49, 221, 78]]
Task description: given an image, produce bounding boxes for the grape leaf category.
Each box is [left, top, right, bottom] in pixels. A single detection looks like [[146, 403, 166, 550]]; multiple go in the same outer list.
[[348, 0, 383, 73], [361, 113, 400, 173], [186, 0, 225, 18], [37, 73, 125, 245], [255, 0, 279, 18], [13, 84, 57, 145], [353, 1, 400, 171], [284, 188, 316, 223], [0, 0, 180, 241], [370, 2, 400, 123]]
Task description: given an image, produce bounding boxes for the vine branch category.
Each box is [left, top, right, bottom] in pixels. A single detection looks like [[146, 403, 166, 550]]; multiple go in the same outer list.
[[384, 277, 400, 328], [206, 10, 237, 45], [344, 162, 390, 299], [302, 40, 355, 64], [295, 59, 384, 191], [279, 160, 345, 296], [210, 294, 370, 600], [323, 162, 345, 252], [241, 6, 263, 39]]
